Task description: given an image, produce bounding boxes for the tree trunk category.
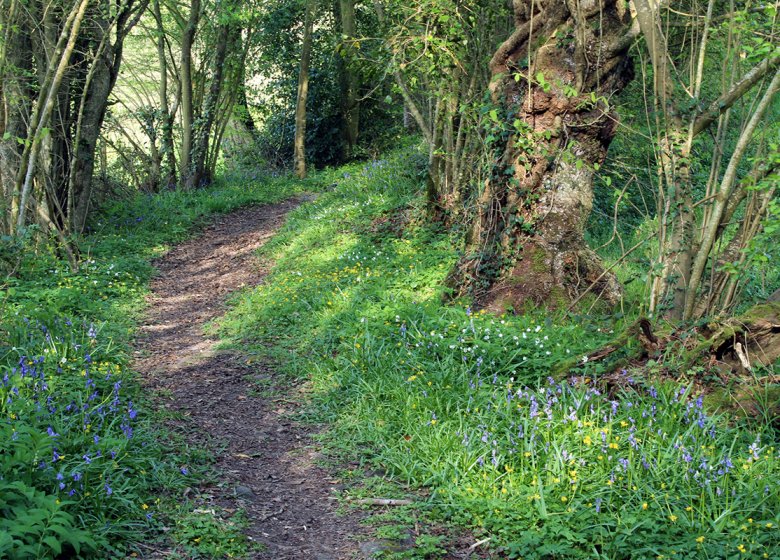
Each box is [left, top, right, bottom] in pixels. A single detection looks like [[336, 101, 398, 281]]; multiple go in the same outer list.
[[336, 0, 359, 158], [13, 0, 92, 235], [0, 0, 32, 235], [179, 0, 201, 188], [636, 0, 780, 321], [453, 0, 633, 311], [186, 22, 231, 189], [293, 0, 314, 179], [153, 0, 177, 189], [235, 73, 257, 134], [68, 0, 147, 232]]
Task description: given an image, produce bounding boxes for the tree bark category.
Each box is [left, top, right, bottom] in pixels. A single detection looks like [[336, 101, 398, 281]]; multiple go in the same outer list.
[[0, 0, 32, 234], [186, 21, 232, 189], [294, 0, 314, 179], [454, 0, 633, 311], [179, 0, 201, 188], [683, 69, 780, 320], [153, 0, 178, 189], [69, 1, 145, 233], [336, 0, 359, 158], [13, 0, 92, 235]]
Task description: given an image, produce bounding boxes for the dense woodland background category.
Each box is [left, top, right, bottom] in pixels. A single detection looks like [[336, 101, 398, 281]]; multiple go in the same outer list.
[[2, 0, 779, 320], [1, 0, 779, 558]]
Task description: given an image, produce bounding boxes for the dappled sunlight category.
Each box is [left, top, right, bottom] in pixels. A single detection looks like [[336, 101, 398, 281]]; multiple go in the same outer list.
[[217, 149, 780, 559]]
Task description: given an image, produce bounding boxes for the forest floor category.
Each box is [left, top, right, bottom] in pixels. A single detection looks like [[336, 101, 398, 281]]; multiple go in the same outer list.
[[134, 199, 371, 559]]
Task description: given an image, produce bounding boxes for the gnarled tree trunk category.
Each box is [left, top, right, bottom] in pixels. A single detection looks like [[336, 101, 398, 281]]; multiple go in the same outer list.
[[453, 0, 635, 311]]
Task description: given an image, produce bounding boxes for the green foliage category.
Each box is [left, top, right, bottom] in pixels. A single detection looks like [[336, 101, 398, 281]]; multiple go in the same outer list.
[[171, 506, 255, 558], [0, 175, 306, 557], [0, 481, 94, 558], [218, 147, 780, 559], [249, 0, 401, 169]]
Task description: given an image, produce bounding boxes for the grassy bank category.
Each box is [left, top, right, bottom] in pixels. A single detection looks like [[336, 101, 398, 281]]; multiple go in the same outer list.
[[0, 176, 307, 558], [218, 147, 780, 559]]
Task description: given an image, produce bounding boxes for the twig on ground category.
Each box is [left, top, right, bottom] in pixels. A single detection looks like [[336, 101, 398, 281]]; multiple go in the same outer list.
[[353, 498, 413, 506], [463, 537, 491, 558]]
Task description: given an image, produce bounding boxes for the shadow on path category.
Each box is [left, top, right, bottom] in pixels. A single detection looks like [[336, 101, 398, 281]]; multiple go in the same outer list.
[[135, 199, 365, 559]]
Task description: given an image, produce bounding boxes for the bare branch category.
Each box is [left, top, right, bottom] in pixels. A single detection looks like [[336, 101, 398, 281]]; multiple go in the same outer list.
[[692, 53, 780, 137]]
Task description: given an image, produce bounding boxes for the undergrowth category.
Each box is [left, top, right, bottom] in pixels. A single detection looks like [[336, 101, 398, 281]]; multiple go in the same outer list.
[[1, 176, 307, 558], [218, 147, 780, 559]]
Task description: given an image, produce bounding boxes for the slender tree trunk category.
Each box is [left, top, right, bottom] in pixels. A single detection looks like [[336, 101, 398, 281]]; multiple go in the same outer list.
[[68, 0, 147, 232], [0, 0, 32, 234], [235, 71, 257, 134], [636, 0, 780, 320], [13, 0, 92, 235], [154, 0, 177, 189], [336, 0, 359, 158], [293, 0, 314, 179], [683, 69, 780, 320], [179, 0, 201, 188], [187, 22, 232, 189]]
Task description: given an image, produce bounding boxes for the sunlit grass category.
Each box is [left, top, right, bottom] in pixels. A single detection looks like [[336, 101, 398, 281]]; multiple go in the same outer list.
[[219, 146, 780, 559]]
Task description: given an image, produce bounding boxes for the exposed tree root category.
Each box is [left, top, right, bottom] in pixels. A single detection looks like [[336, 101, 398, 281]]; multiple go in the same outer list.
[[556, 303, 780, 379]]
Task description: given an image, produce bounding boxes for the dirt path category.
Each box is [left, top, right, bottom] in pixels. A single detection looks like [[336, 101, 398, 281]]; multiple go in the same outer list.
[[135, 200, 367, 559]]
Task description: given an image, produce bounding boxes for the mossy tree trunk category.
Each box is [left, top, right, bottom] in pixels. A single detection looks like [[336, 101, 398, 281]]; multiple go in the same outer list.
[[454, 0, 635, 310]]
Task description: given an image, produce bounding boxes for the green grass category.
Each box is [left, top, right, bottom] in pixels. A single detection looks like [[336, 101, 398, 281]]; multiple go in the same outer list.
[[218, 146, 780, 559], [3, 146, 777, 559], [0, 174, 308, 558]]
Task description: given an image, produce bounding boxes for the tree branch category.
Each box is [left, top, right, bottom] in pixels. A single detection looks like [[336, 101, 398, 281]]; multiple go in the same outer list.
[[692, 53, 780, 137]]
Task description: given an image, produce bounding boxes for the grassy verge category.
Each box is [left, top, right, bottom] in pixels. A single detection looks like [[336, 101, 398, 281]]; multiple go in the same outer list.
[[0, 175, 308, 558], [218, 147, 780, 559]]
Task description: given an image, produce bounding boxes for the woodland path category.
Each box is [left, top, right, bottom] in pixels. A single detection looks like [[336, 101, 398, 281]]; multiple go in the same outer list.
[[134, 199, 367, 559]]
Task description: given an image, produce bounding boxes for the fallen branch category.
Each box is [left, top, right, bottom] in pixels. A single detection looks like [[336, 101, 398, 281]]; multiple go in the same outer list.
[[734, 342, 752, 371], [464, 537, 492, 558]]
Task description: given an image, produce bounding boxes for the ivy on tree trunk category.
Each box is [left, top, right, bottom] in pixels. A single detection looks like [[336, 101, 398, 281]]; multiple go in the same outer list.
[[452, 0, 635, 312]]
